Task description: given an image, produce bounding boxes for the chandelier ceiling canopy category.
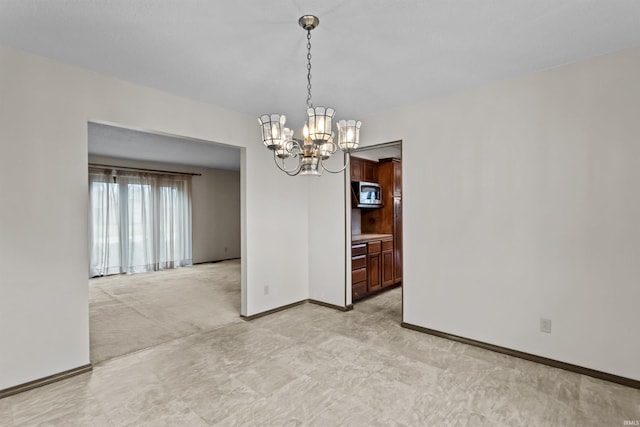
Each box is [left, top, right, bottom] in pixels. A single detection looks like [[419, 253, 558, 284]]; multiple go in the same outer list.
[[258, 15, 362, 176]]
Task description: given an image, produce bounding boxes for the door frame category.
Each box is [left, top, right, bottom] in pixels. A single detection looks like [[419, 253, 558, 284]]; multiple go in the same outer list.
[[344, 140, 403, 313]]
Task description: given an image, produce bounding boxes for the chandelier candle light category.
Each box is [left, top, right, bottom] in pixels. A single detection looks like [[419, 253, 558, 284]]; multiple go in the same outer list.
[[258, 15, 362, 176]]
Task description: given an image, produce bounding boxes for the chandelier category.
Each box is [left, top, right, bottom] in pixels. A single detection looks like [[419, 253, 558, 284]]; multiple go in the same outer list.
[[258, 15, 362, 176]]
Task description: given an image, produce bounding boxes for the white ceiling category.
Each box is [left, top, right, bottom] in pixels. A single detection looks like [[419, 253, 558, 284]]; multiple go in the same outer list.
[[2, 1, 640, 144], [88, 123, 241, 170]]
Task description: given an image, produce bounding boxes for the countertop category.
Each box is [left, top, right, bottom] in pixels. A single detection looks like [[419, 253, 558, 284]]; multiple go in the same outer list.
[[352, 233, 393, 244]]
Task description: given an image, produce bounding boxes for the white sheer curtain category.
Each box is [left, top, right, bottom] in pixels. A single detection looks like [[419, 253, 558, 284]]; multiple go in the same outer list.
[[89, 168, 192, 277], [88, 170, 122, 276], [156, 175, 192, 270]]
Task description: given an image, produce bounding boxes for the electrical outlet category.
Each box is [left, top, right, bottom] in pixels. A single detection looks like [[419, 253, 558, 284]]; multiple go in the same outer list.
[[264, 285, 269, 295], [540, 318, 552, 333]]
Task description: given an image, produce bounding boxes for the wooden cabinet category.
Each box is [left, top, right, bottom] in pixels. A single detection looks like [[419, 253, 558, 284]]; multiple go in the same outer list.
[[351, 244, 368, 300], [350, 157, 363, 182], [350, 156, 378, 182], [367, 252, 381, 292], [352, 254, 366, 270], [352, 281, 367, 300], [352, 244, 366, 257], [393, 160, 402, 197], [379, 158, 402, 197], [377, 158, 402, 285], [352, 237, 395, 300], [381, 238, 394, 287], [364, 161, 377, 182], [393, 198, 402, 283]]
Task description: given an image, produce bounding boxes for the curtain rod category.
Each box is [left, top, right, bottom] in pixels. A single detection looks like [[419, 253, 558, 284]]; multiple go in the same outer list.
[[88, 163, 202, 177]]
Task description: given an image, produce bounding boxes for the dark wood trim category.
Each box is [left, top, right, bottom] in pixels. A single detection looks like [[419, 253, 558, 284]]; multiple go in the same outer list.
[[0, 364, 93, 399], [240, 300, 307, 321], [401, 322, 640, 390], [242, 299, 355, 321], [309, 299, 353, 312]]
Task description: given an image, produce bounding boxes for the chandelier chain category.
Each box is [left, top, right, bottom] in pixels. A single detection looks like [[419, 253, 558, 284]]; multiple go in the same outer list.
[[306, 30, 312, 108]]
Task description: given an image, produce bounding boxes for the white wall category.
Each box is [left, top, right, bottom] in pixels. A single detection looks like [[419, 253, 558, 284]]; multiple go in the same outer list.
[[307, 154, 348, 307], [0, 44, 308, 390], [361, 46, 640, 381], [88, 155, 241, 263]]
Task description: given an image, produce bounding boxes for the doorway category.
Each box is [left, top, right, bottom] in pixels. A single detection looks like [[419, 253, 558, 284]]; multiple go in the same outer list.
[[346, 141, 402, 314], [87, 122, 244, 362]]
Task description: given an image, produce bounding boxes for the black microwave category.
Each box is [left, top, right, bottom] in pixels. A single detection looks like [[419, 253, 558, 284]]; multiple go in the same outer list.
[[352, 181, 382, 208]]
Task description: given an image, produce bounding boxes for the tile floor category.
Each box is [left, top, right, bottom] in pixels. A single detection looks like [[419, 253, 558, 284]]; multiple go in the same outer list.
[[2, 266, 639, 426]]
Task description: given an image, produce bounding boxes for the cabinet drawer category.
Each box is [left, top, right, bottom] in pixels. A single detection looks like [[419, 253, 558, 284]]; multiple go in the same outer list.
[[352, 268, 367, 284], [382, 239, 393, 251], [368, 241, 381, 254], [352, 255, 366, 270], [352, 281, 367, 299], [352, 244, 367, 256]]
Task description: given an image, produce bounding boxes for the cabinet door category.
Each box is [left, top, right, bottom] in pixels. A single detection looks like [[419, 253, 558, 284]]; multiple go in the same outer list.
[[394, 197, 402, 283], [364, 160, 377, 182], [381, 249, 394, 287], [352, 255, 366, 270], [352, 244, 367, 257], [393, 161, 402, 197], [350, 157, 363, 181], [352, 281, 368, 300], [367, 253, 381, 292]]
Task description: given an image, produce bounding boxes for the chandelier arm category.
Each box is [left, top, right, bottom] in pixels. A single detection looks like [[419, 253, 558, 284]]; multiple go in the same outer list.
[[319, 152, 351, 174], [273, 150, 302, 176], [324, 141, 339, 156], [291, 139, 304, 153]]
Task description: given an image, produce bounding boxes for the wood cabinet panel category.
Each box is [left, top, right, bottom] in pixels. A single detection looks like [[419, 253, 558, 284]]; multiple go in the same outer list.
[[350, 157, 379, 183], [352, 244, 367, 257], [350, 157, 363, 182], [352, 281, 367, 299], [393, 160, 402, 197], [377, 158, 402, 286], [378, 159, 401, 194], [352, 268, 367, 284], [394, 197, 402, 283], [367, 253, 381, 292], [382, 249, 394, 287], [352, 255, 366, 270], [364, 161, 377, 182], [368, 240, 381, 254], [381, 237, 394, 287]]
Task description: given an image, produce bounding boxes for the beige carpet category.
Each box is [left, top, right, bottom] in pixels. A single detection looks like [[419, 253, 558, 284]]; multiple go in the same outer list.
[[89, 259, 241, 363]]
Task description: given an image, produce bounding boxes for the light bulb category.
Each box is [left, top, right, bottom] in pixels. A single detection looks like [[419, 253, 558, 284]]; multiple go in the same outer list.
[[346, 129, 354, 142]]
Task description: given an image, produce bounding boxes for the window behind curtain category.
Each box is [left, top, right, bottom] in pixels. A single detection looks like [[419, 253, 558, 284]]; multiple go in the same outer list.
[[88, 169, 192, 277], [89, 179, 122, 276]]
